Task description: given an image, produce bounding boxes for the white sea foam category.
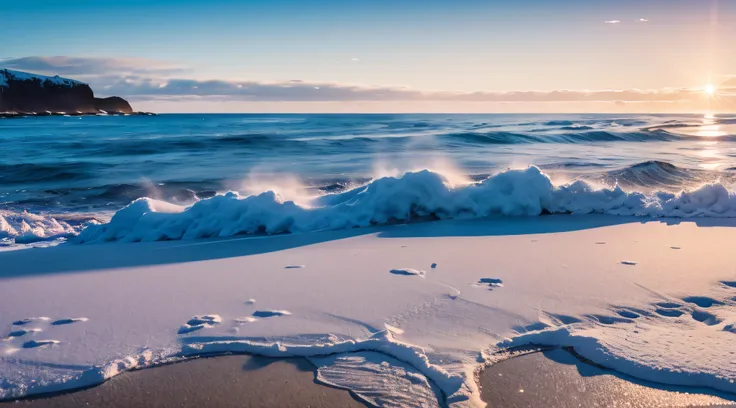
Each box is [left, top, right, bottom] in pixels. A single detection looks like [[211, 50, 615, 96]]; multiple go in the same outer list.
[[0, 210, 91, 245], [180, 327, 477, 406], [309, 351, 442, 408], [75, 166, 736, 243]]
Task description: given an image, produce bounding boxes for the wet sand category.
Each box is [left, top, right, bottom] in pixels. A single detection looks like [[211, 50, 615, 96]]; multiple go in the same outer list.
[[479, 348, 736, 408], [6, 349, 736, 407], [3, 355, 364, 408]]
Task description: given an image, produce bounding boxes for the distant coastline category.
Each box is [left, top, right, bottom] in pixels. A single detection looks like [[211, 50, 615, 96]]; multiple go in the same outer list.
[[0, 111, 155, 119], [0, 69, 152, 118]]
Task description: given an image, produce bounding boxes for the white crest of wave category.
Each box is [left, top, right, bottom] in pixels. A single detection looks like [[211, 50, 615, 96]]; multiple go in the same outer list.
[[0, 211, 83, 245], [240, 173, 315, 207], [73, 165, 736, 244], [373, 155, 471, 188]]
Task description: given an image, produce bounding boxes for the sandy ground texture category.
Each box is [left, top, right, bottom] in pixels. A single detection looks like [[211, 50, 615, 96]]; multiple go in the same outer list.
[[3, 355, 364, 408], [480, 348, 736, 408], [6, 349, 735, 408]]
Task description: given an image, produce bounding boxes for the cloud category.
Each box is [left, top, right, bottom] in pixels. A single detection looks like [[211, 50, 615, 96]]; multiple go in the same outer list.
[[638, 18, 649, 22], [4, 56, 734, 109], [604, 20, 621, 24], [91, 75, 725, 104], [0, 56, 187, 77], [721, 76, 736, 88]]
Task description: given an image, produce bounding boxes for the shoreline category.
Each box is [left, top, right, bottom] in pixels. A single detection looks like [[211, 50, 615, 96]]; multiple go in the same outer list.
[[479, 347, 736, 407], [5, 348, 735, 407], [2, 354, 365, 408], [0, 111, 155, 119], [2, 217, 736, 406]]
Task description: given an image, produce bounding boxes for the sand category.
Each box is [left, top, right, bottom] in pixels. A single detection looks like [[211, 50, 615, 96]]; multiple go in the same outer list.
[[4, 355, 364, 408], [480, 348, 736, 408], [7, 349, 735, 408]]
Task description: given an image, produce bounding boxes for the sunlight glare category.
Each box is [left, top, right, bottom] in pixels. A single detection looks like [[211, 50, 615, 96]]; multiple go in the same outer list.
[[704, 84, 716, 96]]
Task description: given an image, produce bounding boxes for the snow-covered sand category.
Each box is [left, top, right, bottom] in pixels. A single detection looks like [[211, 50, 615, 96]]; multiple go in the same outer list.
[[1, 216, 736, 406]]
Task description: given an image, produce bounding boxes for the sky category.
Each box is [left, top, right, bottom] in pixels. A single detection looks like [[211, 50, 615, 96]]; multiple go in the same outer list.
[[1, 0, 735, 113]]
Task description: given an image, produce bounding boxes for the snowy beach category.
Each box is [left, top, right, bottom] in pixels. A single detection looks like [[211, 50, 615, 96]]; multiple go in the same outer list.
[[2, 216, 736, 406], [5, 0, 736, 403]]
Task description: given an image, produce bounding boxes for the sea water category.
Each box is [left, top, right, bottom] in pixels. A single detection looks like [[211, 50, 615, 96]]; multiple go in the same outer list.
[[2, 113, 736, 244]]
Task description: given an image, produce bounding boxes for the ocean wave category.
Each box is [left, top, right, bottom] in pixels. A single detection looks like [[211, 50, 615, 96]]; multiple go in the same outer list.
[[559, 125, 595, 131], [86, 133, 305, 157], [0, 162, 110, 185], [71, 166, 736, 244], [597, 160, 728, 190], [0, 210, 96, 245], [442, 129, 683, 145], [443, 132, 540, 145]]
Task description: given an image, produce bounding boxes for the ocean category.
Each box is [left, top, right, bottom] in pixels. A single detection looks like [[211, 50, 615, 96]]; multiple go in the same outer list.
[[3, 114, 736, 406], [2, 113, 736, 244]]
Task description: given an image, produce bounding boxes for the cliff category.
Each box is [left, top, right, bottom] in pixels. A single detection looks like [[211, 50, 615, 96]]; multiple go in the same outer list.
[[0, 69, 134, 114]]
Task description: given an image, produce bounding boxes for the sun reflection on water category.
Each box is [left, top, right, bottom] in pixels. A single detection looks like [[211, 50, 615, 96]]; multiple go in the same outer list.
[[694, 124, 726, 138]]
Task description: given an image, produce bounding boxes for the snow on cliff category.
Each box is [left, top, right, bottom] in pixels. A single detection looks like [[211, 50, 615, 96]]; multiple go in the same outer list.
[[0, 69, 86, 88]]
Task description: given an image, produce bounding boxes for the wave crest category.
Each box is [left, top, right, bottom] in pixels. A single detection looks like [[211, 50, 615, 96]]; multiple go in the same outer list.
[[0, 211, 92, 245], [443, 129, 682, 145], [74, 166, 736, 244]]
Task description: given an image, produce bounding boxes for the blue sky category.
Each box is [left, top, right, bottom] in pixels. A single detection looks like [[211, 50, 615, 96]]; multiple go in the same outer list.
[[2, 0, 735, 112]]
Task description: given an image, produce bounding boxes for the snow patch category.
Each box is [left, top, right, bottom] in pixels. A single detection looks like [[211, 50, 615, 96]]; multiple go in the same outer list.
[[478, 278, 504, 288], [0, 348, 158, 400], [0, 69, 85, 88], [499, 325, 736, 395], [252, 310, 292, 318], [6, 328, 42, 339], [12, 317, 51, 326], [51, 317, 89, 326], [389, 268, 425, 277], [22, 340, 60, 349], [498, 284, 736, 397], [178, 314, 221, 334], [681, 296, 724, 308]]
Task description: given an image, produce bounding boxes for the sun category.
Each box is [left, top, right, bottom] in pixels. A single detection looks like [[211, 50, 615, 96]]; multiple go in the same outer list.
[[704, 84, 716, 96]]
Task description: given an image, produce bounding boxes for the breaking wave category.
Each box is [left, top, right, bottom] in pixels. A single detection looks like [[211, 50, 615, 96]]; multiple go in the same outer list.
[[0, 210, 98, 245], [70, 165, 736, 244], [596, 160, 734, 190]]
